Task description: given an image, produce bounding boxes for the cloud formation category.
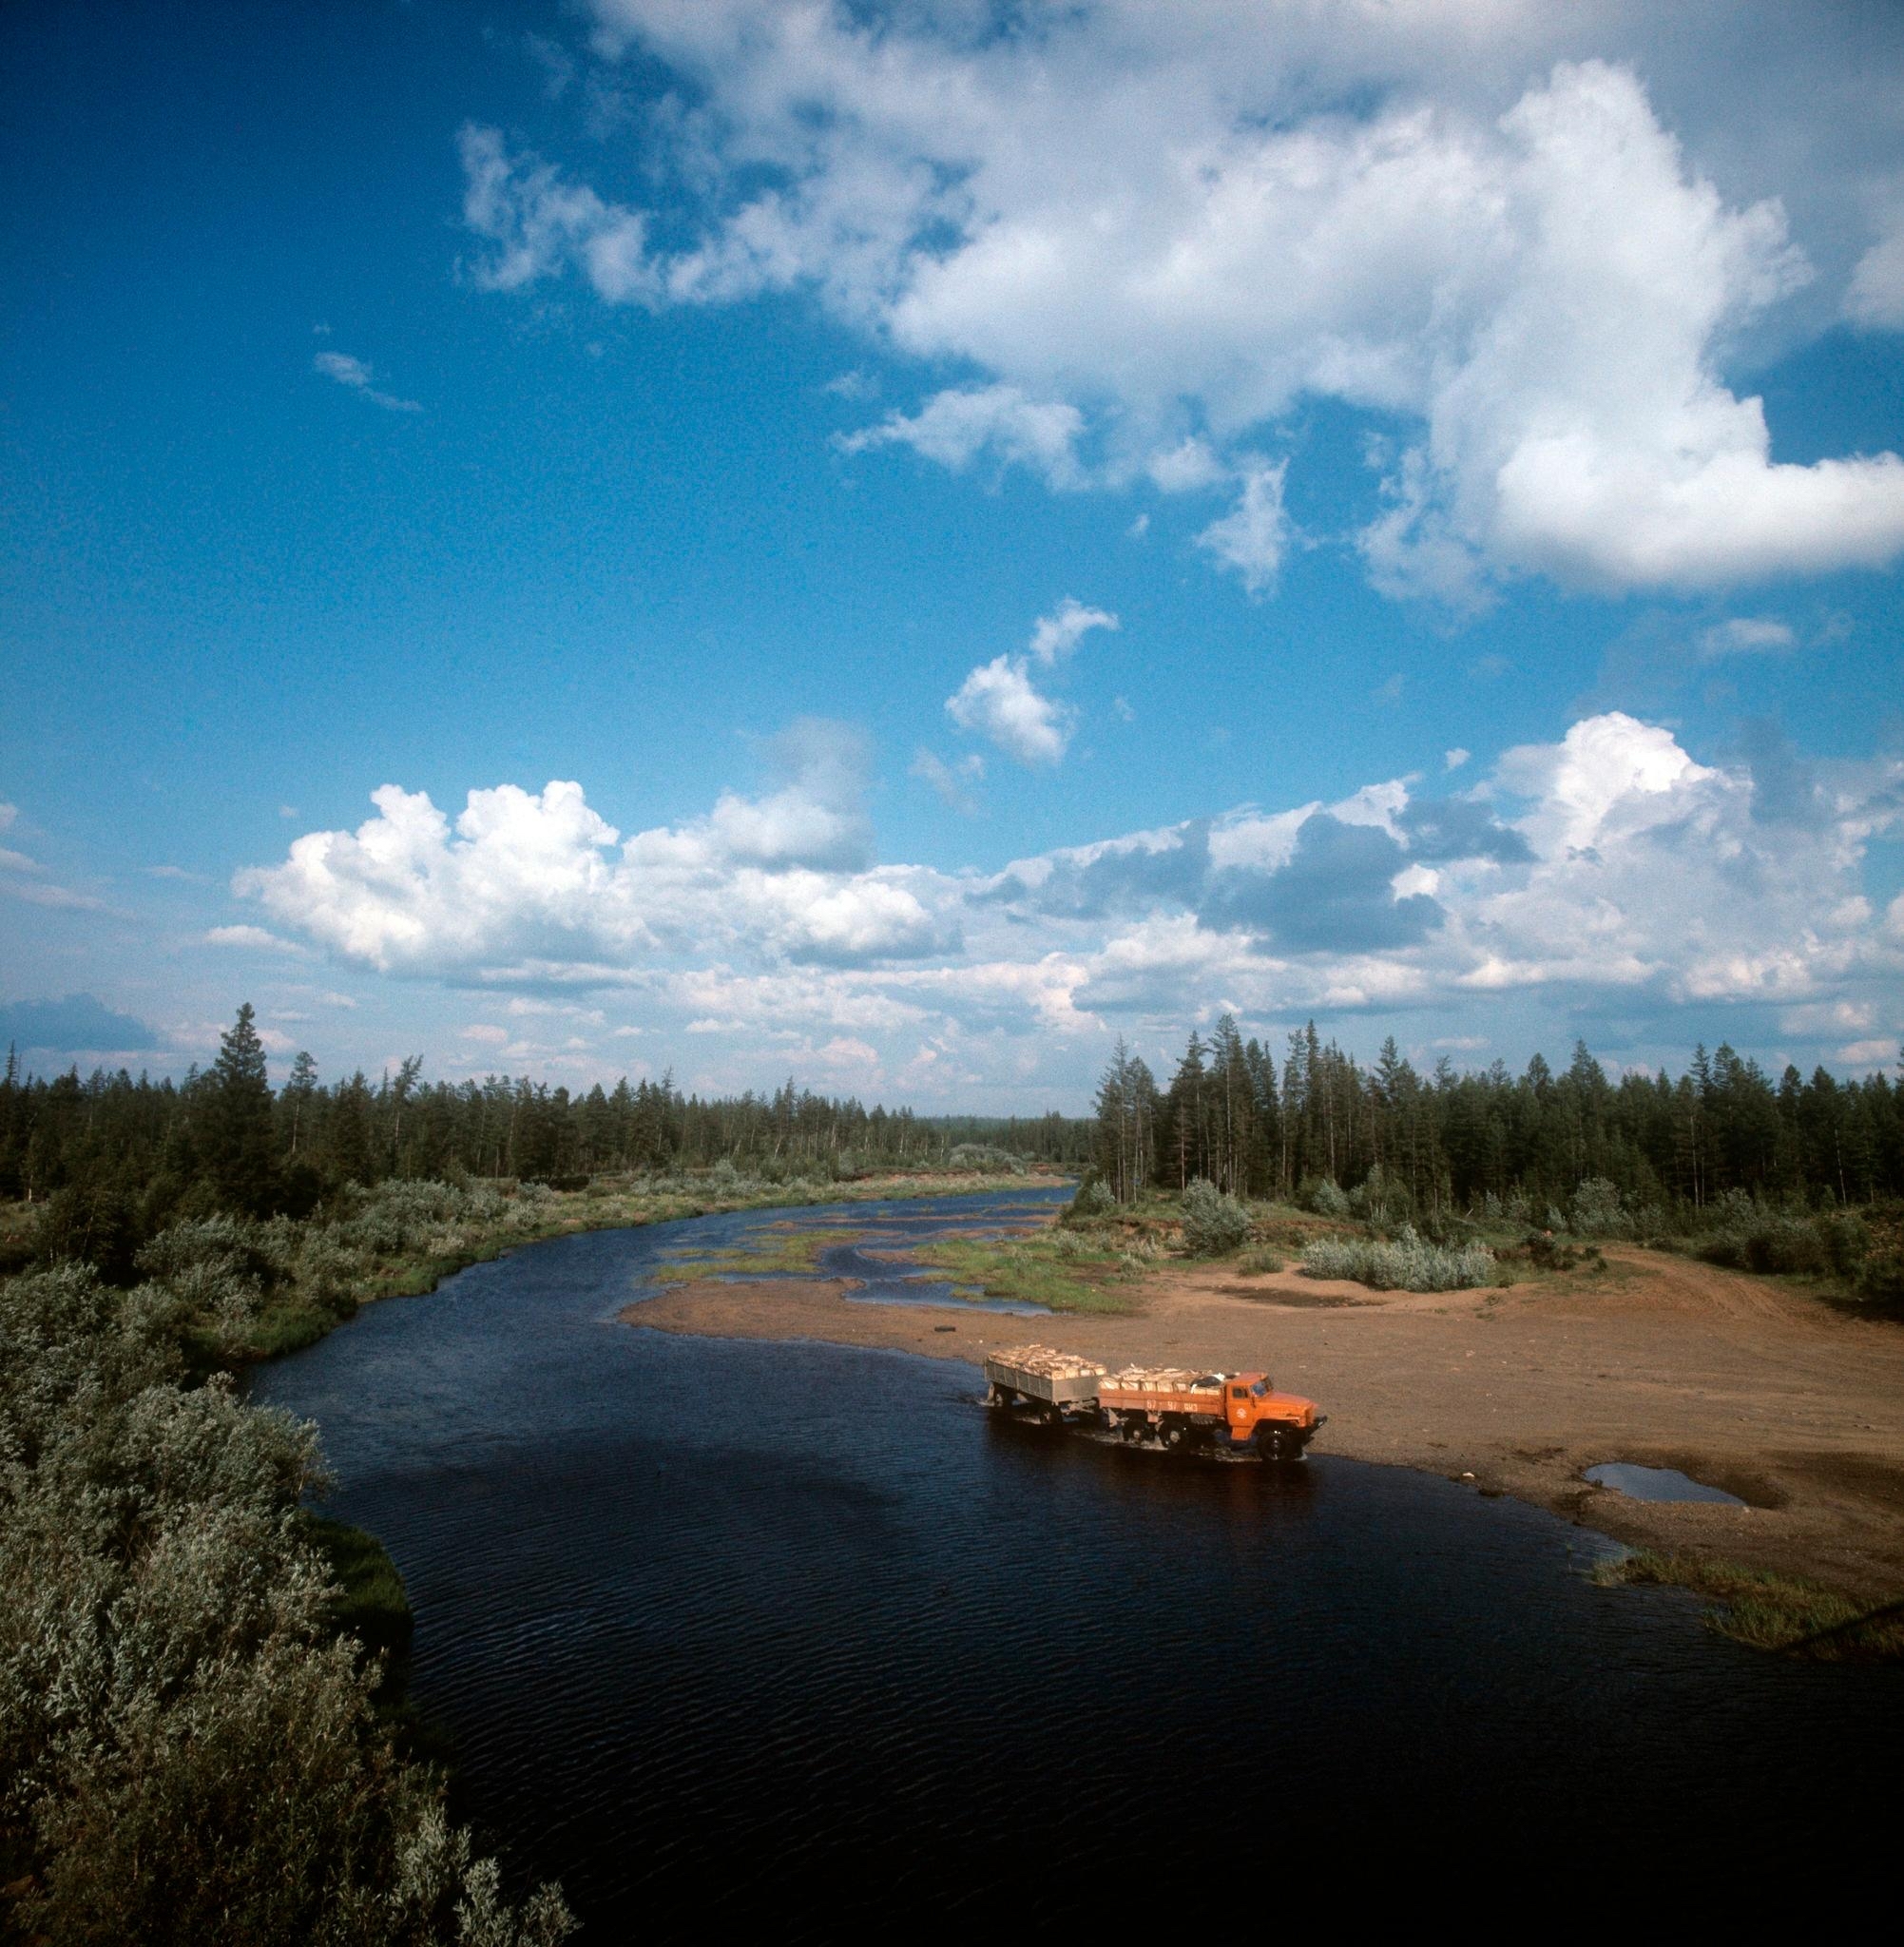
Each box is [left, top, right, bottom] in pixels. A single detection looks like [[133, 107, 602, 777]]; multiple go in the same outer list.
[[455, 7, 1904, 598], [1699, 616, 1796, 658], [238, 719, 949, 976], [313, 351, 421, 414], [1846, 205, 1904, 329], [0, 993, 157, 1057], [834, 385, 1086, 489], [1029, 598, 1118, 665], [1196, 460, 1290, 596], [233, 711, 1903, 1095], [910, 747, 984, 813], [946, 656, 1069, 766], [0, 801, 105, 911]]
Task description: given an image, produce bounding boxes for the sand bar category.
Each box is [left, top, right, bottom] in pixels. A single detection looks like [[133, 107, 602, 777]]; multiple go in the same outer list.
[[624, 1241, 1904, 1600]]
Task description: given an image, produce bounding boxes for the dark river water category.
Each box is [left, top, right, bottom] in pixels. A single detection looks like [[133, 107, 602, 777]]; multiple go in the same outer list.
[[254, 1189, 1901, 1932]]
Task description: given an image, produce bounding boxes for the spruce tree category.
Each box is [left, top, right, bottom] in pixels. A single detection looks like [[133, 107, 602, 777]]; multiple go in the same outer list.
[[204, 1002, 278, 1215]]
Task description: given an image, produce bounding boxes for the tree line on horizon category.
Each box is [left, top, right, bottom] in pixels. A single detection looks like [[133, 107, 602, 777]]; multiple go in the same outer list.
[[5, 1004, 1901, 1265], [0, 1006, 1092, 1265], [1092, 1018, 1904, 1215]]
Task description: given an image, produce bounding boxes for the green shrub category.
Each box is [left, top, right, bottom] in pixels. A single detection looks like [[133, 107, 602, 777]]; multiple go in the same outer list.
[[1856, 1247, 1904, 1305], [1349, 1164, 1414, 1227], [1066, 1175, 1118, 1221], [1180, 1178, 1251, 1256], [33, 1178, 141, 1283], [1521, 1231, 1599, 1272], [1691, 1196, 1867, 1279], [1300, 1224, 1495, 1292], [1568, 1178, 1629, 1238], [1304, 1178, 1351, 1218], [0, 1263, 574, 1944], [946, 1143, 1029, 1175], [1237, 1245, 1285, 1274]]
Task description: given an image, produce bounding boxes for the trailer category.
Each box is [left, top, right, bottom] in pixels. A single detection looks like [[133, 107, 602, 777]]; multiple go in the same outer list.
[[985, 1344, 1324, 1459], [982, 1346, 1108, 1419]]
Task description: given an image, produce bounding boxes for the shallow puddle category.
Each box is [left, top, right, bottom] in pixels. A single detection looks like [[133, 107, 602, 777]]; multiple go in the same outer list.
[[1586, 1461, 1745, 1505]]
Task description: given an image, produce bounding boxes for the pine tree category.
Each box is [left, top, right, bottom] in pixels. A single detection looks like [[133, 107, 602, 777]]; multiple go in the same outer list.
[[282, 1051, 318, 1157], [203, 1002, 278, 1215]]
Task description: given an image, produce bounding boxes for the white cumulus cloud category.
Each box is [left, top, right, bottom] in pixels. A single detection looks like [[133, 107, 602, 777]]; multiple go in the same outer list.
[[234, 708, 1904, 1095], [1846, 207, 1904, 330], [946, 656, 1070, 766], [1698, 615, 1797, 657], [238, 720, 948, 976], [834, 385, 1086, 489], [1196, 459, 1290, 596], [1029, 597, 1118, 665], [454, 8, 1904, 598]]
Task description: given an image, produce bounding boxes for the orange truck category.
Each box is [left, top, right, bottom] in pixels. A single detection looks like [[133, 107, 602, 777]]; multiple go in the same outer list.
[[983, 1345, 1324, 1461]]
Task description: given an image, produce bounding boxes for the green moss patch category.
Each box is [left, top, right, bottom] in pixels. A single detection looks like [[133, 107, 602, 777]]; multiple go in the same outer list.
[[1595, 1549, 1904, 1662], [298, 1512, 413, 1667], [911, 1232, 1140, 1314]]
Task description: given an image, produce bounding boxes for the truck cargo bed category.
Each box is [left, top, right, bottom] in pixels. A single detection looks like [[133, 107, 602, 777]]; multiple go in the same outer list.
[[984, 1344, 1107, 1405]]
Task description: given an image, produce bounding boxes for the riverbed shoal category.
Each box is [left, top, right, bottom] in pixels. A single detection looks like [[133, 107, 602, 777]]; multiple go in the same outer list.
[[622, 1244, 1904, 1601]]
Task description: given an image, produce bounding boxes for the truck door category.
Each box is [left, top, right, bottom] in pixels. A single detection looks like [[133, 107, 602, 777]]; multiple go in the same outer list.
[[1228, 1384, 1253, 1443]]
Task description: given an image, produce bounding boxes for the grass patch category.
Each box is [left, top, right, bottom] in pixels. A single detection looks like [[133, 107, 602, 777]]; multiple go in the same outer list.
[[1237, 1245, 1285, 1275], [646, 1202, 1144, 1313], [654, 1226, 861, 1284], [911, 1231, 1140, 1314], [298, 1512, 413, 1667], [1594, 1549, 1904, 1662]]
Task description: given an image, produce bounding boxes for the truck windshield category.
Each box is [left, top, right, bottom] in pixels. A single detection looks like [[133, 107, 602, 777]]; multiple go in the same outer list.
[[1251, 1378, 1270, 1397]]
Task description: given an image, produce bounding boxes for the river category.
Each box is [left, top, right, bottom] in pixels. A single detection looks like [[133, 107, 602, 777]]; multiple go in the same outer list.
[[253, 1188, 1901, 1931]]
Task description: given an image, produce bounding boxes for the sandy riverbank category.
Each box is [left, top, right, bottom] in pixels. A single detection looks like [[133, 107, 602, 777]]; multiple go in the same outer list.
[[623, 1243, 1904, 1601]]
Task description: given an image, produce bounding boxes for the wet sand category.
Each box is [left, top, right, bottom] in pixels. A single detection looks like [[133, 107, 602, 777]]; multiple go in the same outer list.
[[624, 1245, 1904, 1600]]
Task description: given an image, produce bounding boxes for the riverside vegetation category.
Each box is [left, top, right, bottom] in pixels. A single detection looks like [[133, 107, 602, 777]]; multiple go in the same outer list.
[[1592, 1552, 1904, 1661], [0, 1259, 575, 1943], [1087, 1020, 1904, 1306], [6, 1000, 1904, 1925], [0, 1007, 1068, 1940]]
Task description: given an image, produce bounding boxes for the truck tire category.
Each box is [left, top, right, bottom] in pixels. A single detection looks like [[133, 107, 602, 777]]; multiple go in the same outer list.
[[1254, 1425, 1298, 1461]]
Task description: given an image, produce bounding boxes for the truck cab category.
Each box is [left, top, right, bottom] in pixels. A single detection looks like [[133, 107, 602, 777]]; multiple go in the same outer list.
[[1224, 1374, 1324, 1456]]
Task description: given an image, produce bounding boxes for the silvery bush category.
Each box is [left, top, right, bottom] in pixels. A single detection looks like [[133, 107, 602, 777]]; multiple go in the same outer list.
[[1301, 1224, 1495, 1292], [1180, 1178, 1252, 1256], [0, 1264, 573, 1944]]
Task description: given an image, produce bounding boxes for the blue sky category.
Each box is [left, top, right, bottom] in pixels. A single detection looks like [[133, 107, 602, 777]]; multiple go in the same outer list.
[[3, 0, 1903, 1108]]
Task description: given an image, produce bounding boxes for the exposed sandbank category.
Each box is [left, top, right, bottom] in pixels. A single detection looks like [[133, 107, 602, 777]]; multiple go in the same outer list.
[[623, 1243, 1904, 1602]]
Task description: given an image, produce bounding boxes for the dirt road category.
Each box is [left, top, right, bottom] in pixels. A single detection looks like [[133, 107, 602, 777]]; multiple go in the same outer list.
[[625, 1245, 1904, 1599]]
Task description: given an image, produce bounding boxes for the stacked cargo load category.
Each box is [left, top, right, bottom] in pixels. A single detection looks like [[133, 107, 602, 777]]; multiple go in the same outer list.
[[984, 1344, 1107, 1407], [981, 1343, 1324, 1458], [1101, 1366, 1224, 1398]]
